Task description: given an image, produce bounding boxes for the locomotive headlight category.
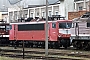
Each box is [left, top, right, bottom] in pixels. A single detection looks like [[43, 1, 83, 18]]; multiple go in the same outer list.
[[58, 35, 61, 37]]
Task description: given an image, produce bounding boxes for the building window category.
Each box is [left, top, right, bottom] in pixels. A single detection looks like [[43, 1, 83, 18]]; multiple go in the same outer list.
[[74, 3, 75, 9], [37, 12, 39, 16], [42, 12, 45, 18], [15, 14, 17, 20], [14, 11, 18, 20], [78, 6, 83, 10], [55, 12, 58, 15], [24, 10, 28, 18], [74, 0, 83, 2], [31, 13, 33, 17], [49, 11, 52, 17], [25, 14, 27, 18], [9, 12, 13, 21], [88, 5, 90, 10]]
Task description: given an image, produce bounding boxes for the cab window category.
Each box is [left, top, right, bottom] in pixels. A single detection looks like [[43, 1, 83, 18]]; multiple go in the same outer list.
[[87, 23, 90, 27], [6, 25, 12, 30], [59, 22, 72, 28]]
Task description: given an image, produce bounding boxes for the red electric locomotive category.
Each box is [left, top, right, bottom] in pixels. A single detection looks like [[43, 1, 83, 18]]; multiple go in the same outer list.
[[9, 16, 72, 48], [0, 21, 9, 45]]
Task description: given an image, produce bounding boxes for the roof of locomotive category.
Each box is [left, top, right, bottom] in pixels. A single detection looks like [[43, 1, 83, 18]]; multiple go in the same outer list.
[[57, 20, 72, 22], [10, 20, 72, 25], [10, 21, 56, 25], [0, 22, 9, 25], [72, 12, 90, 23]]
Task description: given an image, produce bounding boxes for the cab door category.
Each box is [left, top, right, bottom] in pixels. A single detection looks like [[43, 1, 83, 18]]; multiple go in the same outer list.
[[49, 22, 58, 41], [75, 22, 79, 36], [9, 24, 15, 40]]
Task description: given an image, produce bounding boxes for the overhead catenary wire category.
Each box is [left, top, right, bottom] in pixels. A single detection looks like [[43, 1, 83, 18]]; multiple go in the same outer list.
[[8, 0, 22, 5]]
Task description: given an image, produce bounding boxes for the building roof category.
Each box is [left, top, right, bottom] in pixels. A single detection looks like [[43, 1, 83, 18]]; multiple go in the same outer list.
[[26, 1, 60, 8]]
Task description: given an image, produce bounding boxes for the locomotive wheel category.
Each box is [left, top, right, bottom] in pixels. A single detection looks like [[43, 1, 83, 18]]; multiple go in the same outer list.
[[83, 42, 90, 50], [77, 42, 83, 49], [30, 43, 33, 48], [63, 40, 67, 49], [60, 39, 68, 49], [73, 41, 82, 49], [63, 43, 67, 49], [72, 41, 77, 48], [63, 40, 70, 49], [40, 42, 45, 48], [55, 42, 60, 49], [72, 41, 90, 50], [87, 42, 90, 50], [72, 41, 82, 49]]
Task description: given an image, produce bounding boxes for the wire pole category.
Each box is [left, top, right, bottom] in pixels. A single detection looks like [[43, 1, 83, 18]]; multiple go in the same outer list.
[[89, 0, 90, 12], [45, 0, 48, 58]]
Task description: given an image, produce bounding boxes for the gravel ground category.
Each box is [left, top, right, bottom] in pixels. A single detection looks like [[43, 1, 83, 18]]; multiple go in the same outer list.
[[0, 56, 43, 60], [0, 46, 90, 60]]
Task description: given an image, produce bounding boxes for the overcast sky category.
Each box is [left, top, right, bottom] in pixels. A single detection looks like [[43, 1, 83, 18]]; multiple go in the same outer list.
[[0, 0, 59, 9], [0, 0, 59, 11]]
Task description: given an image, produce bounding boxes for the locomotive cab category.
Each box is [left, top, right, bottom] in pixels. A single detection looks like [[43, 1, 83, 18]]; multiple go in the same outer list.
[[0, 21, 9, 45], [58, 20, 72, 48]]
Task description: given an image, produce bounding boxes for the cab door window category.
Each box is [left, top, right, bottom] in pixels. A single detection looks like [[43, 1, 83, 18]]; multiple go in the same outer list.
[[76, 23, 78, 27], [52, 23, 56, 28]]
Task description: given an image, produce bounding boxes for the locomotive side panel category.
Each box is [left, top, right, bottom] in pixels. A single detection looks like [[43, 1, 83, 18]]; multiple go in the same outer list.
[[78, 22, 90, 34], [16, 31, 45, 41], [15, 23, 45, 41], [71, 22, 90, 40], [9, 21, 59, 41]]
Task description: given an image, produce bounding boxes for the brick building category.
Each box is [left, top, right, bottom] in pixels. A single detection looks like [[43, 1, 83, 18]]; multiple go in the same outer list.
[[68, 0, 90, 20]]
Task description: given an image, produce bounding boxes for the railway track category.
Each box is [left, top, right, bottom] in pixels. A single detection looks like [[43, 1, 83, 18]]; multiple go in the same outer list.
[[0, 46, 90, 60]]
